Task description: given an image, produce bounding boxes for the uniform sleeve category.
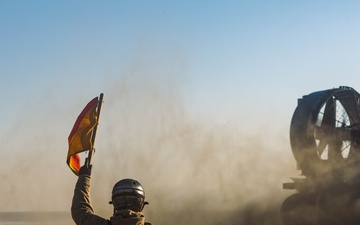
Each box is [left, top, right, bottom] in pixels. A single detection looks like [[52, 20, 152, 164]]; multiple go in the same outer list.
[[71, 174, 110, 225]]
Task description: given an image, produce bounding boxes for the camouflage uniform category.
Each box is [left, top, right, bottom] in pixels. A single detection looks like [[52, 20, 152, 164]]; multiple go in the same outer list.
[[71, 174, 146, 225]]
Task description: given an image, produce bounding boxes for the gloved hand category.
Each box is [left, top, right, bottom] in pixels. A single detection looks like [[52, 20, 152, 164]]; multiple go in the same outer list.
[[79, 158, 92, 176]]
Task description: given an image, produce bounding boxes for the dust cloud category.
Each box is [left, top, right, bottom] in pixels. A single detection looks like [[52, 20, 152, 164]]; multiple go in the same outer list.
[[0, 75, 297, 225]]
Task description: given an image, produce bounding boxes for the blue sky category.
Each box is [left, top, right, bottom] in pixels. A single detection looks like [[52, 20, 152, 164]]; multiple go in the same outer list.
[[2, 1, 360, 125], [1, 0, 360, 214], [0, 1, 360, 121]]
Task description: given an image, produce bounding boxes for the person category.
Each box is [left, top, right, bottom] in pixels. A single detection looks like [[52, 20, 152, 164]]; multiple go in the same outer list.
[[71, 159, 150, 225]]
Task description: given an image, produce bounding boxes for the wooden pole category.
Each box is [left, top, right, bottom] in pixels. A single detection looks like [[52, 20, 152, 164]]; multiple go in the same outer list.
[[87, 93, 104, 165]]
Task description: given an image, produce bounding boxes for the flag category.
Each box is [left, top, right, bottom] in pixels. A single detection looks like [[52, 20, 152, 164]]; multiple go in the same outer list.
[[67, 97, 99, 175]]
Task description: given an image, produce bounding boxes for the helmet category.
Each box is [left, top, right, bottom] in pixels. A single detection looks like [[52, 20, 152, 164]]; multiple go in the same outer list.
[[110, 178, 147, 213], [112, 178, 145, 199]]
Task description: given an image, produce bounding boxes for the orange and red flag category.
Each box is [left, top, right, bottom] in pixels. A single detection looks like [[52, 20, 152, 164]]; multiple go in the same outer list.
[[67, 97, 99, 175]]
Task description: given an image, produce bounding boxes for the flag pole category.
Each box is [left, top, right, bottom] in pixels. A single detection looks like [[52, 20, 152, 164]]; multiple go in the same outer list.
[[87, 93, 104, 165]]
